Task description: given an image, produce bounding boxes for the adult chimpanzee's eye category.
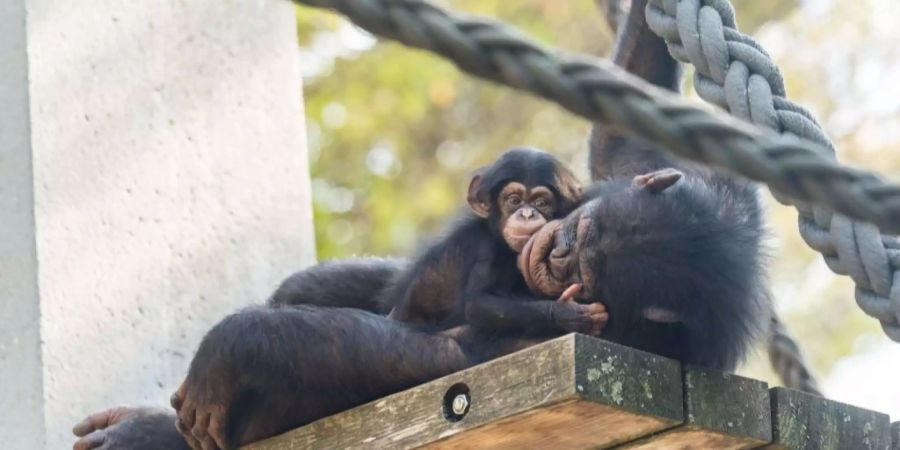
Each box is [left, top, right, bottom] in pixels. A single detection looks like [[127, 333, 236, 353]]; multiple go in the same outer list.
[[507, 195, 522, 207]]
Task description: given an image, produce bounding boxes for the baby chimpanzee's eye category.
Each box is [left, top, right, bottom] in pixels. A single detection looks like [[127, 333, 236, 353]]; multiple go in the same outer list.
[[534, 198, 548, 208], [507, 195, 522, 207]]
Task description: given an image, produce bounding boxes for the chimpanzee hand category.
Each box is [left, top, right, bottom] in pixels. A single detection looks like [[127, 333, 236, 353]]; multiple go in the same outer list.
[[552, 284, 608, 336], [72, 406, 190, 450], [171, 374, 230, 450]]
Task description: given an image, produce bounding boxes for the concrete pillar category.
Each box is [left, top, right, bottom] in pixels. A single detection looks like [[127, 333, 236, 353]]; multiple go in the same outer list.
[[0, 1, 315, 448]]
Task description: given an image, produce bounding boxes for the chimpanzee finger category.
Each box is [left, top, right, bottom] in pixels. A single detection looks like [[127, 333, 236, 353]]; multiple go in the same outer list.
[[589, 320, 607, 336], [590, 313, 609, 336], [175, 417, 190, 436], [178, 399, 197, 430], [171, 383, 186, 410], [208, 411, 228, 450], [72, 407, 123, 436], [72, 430, 107, 450], [557, 283, 583, 303], [176, 418, 203, 450], [191, 411, 209, 439], [192, 412, 220, 450]]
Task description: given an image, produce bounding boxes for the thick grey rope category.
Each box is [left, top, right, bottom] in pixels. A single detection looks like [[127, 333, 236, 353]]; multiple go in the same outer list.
[[645, 0, 900, 341], [768, 316, 822, 395], [291, 0, 900, 238], [601, 0, 632, 32]]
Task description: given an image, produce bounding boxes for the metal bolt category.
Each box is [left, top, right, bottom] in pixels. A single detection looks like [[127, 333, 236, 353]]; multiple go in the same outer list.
[[451, 394, 469, 415]]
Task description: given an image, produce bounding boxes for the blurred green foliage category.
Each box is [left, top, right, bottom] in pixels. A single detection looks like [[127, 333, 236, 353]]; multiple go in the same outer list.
[[297, 0, 797, 260]]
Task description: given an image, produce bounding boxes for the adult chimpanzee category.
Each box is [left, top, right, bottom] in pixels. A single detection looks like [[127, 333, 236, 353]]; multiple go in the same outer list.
[[72, 0, 768, 448], [383, 147, 607, 344]]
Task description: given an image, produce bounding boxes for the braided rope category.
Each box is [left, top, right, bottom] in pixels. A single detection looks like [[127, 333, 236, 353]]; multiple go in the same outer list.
[[645, 0, 900, 341], [293, 0, 900, 239], [599, 0, 631, 32], [768, 317, 822, 395]]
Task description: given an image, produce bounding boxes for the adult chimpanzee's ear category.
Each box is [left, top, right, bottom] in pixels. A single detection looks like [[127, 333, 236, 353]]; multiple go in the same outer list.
[[467, 173, 491, 218], [642, 307, 681, 323], [632, 168, 683, 193], [554, 164, 583, 209]]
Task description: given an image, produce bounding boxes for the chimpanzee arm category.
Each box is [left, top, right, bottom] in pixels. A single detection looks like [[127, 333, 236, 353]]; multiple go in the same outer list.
[[589, 0, 685, 181]]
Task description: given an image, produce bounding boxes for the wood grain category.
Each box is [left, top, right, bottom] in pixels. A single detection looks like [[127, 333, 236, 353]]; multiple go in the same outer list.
[[245, 334, 682, 449], [620, 367, 771, 450], [761, 387, 891, 450]]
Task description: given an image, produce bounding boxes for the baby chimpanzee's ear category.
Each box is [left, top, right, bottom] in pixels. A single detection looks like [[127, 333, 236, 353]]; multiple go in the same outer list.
[[467, 173, 491, 218], [632, 168, 683, 193]]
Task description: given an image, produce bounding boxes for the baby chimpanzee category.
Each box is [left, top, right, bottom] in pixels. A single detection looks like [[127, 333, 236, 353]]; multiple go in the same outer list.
[[383, 148, 608, 353]]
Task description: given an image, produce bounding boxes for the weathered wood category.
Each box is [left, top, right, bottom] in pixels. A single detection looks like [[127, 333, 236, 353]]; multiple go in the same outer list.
[[762, 387, 891, 450], [619, 367, 771, 449], [244, 334, 683, 450], [891, 422, 899, 450]]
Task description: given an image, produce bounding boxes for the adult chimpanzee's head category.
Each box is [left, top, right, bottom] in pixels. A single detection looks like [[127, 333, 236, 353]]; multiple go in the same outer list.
[[518, 168, 688, 301], [518, 167, 768, 369], [467, 147, 582, 252]]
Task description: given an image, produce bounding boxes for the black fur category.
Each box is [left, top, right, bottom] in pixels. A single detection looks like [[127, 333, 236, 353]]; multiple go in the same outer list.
[[268, 257, 403, 314]]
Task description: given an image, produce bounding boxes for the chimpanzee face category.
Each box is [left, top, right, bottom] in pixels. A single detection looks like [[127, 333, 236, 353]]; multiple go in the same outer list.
[[517, 168, 684, 302], [517, 202, 599, 299], [492, 182, 558, 252], [467, 147, 583, 253]]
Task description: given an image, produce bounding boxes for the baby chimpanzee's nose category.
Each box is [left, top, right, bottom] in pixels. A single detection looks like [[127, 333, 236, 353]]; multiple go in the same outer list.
[[521, 208, 534, 219]]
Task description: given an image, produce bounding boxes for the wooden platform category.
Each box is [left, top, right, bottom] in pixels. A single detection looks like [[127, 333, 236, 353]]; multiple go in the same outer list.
[[244, 334, 894, 450]]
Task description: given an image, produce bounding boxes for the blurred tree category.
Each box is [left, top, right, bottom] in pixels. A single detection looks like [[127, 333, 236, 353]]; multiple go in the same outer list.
[[298, 0, 615, 259], [297, 0, 798, 260]]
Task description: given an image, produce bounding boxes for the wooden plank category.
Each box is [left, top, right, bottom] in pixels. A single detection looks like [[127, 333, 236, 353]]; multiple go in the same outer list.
[[761, 387, 891, 450], [892, 422, 899, 450], [617, 367, 771, 449], [244, 334, 683, 450]]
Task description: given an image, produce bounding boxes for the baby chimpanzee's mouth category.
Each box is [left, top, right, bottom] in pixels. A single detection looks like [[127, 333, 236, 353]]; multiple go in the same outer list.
[[518, 220, 567, 297]]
